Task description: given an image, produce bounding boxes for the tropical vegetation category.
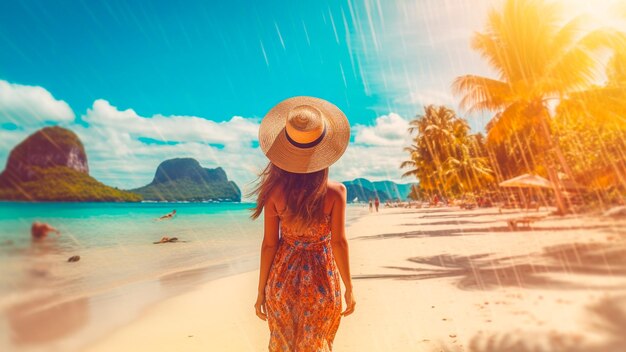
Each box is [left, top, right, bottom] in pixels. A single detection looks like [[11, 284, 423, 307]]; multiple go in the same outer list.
[[403, 0, 625, 211], [0, 166, 142, 202], [401, 105, 494, 198]]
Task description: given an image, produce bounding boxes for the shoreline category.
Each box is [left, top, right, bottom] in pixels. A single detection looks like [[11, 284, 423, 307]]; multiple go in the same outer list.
[[84, 206, 626, 352], [81, 206, 369, 351]]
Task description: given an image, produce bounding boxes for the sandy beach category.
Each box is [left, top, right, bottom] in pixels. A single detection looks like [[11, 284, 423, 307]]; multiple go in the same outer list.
[[84, 206, 626, 352]]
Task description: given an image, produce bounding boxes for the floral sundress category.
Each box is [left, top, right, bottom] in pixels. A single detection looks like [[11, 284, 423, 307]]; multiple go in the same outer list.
[[264, 214, 342, 351]]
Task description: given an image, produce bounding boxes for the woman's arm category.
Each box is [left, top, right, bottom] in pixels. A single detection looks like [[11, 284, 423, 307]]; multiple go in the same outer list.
[[254, 197, 280, 321], [329, 183, 356, 316]]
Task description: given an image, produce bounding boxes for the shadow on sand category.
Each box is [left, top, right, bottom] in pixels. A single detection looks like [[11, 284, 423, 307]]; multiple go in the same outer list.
[[354, 241, 626, 291], [401, 219, 506, 226], [419, 210, 535, 219], [354, 224, 616, 240], [466, 295, 626, 352]]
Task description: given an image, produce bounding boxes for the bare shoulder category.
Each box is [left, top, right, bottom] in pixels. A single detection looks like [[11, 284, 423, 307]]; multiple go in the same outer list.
[[327, 181, 347, 201], [264, 186, 285, 215], [266, 185, 285, 204]]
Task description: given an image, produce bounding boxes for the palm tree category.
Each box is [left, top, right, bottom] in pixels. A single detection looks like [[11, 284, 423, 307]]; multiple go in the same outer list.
[[402, 105, 464, 196], [442, 135, 495, 193], [401, 105, 494, 197], [452, 0, 620, 213]]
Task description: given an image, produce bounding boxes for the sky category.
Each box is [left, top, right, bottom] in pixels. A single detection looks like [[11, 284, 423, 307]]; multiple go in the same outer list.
[[0, 0, 623, 194]]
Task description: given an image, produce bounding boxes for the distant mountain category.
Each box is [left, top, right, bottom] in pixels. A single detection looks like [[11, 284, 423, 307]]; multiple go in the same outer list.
[[0, 126, 141, 202], [131, 158, 241, 202], [342, 178, 417, 203], [343, 183, 391, 203]]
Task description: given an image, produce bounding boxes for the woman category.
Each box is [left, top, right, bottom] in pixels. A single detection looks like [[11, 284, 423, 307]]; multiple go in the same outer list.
[[251, 96, 356, 351]]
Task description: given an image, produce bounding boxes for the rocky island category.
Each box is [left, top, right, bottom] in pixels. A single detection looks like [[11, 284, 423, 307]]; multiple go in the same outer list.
[[131, 158, 241, 202]]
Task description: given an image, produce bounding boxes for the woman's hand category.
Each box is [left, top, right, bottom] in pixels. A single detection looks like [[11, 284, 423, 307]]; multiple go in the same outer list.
[[341, 290, 356, 316], [254, 292, 267, 321]]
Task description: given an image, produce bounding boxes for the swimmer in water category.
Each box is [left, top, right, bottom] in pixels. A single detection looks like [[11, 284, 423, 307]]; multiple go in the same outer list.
[[153, 236, 180, 244], [157, 209, 177, 221], [31, 221, 60, 240]]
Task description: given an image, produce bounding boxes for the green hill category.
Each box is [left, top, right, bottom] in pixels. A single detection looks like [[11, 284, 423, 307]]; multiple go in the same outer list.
[[0, 166, 141, 202], [0, 126, 141, 202]]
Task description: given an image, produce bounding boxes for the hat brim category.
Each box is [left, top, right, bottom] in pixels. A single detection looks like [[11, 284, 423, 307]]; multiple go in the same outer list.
[[259, 96, 350, 174]]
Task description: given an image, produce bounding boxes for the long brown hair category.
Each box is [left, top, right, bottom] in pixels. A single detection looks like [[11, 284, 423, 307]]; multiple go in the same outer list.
[[249, 162, 328, 231]]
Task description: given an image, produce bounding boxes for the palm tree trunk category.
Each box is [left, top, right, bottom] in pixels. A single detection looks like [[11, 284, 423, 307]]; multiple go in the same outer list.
[[426, 139, 447, 197], [538, 113, 569, 214], [487, 146, 511, 203], [513, 131, 533, 173]]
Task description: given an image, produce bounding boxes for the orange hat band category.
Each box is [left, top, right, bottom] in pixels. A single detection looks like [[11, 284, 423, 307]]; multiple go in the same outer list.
[[285, 125, 327, 149]]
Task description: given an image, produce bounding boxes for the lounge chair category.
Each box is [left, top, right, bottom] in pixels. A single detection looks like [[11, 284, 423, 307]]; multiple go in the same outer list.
[[500, 201, 521, 209], [460, 202, 477, 210], [525, 202, 541, 211], [506, 215, 546, 230]]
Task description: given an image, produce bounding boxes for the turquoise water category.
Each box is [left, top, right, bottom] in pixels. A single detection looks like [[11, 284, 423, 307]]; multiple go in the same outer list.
[[0, 202, 263, 304], [0, 201, 260, 248], [0, 202, 366, 351]]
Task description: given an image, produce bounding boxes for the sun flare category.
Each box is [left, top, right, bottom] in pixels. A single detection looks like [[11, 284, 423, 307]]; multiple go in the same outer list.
[[562, 0, 626, 30]]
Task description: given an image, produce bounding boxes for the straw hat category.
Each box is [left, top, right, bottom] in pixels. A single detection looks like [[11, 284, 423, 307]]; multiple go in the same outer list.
[[259, 96, 350, 174]]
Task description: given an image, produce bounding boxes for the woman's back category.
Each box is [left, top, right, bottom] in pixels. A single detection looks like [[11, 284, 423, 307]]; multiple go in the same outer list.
[[271, 181, 341, 241], [263, 181, 344, 351]]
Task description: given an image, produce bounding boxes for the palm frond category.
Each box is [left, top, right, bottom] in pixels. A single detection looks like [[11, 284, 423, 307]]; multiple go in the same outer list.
[[452, 75, 511, 113]]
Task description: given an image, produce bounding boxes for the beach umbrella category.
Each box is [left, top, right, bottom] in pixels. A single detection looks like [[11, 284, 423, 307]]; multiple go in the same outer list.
[[499, 173, 554, 212], [499, 173, 553, 189]]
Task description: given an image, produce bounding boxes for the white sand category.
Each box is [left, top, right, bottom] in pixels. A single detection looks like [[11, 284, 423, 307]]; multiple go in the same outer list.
[[85, 207, 626, 351]]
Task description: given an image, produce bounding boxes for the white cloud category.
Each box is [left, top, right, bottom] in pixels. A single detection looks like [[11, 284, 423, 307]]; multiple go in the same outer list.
[[332, 112, 414, 184], [0, 80, 75, 125], [331, 143, 412, 184], [83, 99, 259, 145], [353, 112, 411, 147]]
